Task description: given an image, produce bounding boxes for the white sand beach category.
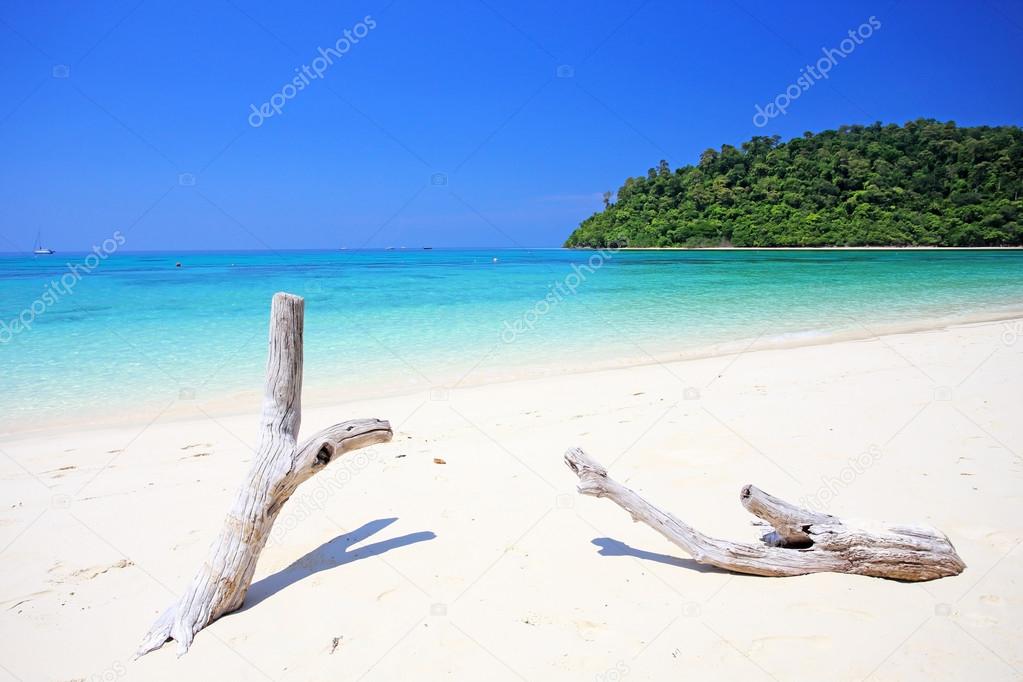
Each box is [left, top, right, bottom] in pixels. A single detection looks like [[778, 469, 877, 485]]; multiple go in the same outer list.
[[1, 316, 1020, 681]]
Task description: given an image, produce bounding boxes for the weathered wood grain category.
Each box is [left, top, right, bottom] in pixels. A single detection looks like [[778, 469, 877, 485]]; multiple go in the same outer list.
[[564, 447, 965, 582], [137, 293, 392, 657]]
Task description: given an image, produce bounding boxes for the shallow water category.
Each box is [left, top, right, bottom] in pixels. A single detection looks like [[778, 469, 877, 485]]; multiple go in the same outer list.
[[2, 248, 1022, 431]]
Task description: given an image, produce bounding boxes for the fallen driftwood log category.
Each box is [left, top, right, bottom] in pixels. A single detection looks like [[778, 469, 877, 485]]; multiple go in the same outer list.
[[137, 293, 393, 657], [564, 448, 965, 581]]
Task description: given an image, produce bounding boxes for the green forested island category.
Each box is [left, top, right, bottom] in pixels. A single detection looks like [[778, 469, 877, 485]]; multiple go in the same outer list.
[[565, 120, 1023, 248]]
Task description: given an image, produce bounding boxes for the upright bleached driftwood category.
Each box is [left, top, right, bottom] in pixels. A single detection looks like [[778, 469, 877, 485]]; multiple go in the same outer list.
[[564, 448, 965, 581], [137, 293, 393, 657]]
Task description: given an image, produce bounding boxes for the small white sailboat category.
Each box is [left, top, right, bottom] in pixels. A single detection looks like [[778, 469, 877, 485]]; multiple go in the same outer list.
[[33, 231, 55, 255]]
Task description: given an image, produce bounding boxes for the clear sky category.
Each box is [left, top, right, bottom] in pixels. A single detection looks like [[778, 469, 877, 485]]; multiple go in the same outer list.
[[2, 0, 1022, 251]]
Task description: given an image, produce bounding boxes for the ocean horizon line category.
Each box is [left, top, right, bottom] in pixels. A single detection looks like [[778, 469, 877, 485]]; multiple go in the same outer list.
[[5, 245, 1023, 257]]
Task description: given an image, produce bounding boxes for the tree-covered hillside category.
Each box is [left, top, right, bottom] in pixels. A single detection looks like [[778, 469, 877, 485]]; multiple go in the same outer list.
[[565, 120, 1023, 248]]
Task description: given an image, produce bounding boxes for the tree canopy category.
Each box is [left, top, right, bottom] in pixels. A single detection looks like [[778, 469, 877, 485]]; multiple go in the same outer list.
[[564, 120, 1023, 248]]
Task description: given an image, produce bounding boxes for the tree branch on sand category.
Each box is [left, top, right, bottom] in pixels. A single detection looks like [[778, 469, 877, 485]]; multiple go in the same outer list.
[[137, 293, 393, 657], [564, 447, 965, 582]]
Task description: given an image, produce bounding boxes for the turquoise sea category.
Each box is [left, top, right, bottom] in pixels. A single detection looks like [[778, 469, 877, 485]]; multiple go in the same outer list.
[[2, 249, 1022, 433]]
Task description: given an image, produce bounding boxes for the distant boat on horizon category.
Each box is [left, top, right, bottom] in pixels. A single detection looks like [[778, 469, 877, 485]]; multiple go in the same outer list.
[[33, 232, 54, 255]]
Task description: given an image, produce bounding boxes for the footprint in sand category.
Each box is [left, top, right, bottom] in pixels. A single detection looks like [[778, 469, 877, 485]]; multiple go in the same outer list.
[[49, 559, 134, 585], [45, 465, 76, 478], [179, 451, 213, 460], [3, 590, 50, 612]]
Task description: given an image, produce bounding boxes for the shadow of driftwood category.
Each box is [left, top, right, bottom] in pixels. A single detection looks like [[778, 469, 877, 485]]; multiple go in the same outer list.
[[591, 537, 729, 574], [243, 518, 435, 608]]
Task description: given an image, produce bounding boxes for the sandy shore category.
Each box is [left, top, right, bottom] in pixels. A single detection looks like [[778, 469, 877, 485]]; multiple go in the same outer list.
[[1, 316, 1020, 681]]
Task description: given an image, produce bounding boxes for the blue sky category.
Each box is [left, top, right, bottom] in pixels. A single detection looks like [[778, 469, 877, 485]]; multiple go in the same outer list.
[[2, 0, 1022, 251]]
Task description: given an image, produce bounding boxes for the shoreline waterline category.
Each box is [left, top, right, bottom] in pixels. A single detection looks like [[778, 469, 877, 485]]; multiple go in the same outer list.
[[5, 309, 1020, 440], [4, 248, 1022, 436]]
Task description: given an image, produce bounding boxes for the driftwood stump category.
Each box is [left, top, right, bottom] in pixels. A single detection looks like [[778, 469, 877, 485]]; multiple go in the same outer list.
[[137, 293, 393, 657], [564, 448, 965, 581]]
